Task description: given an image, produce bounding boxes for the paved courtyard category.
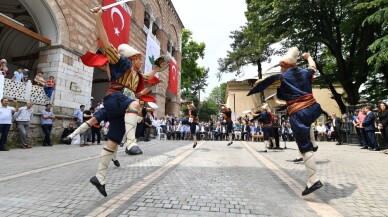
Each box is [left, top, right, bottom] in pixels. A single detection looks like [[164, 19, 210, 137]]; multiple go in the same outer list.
[[0, 139, 387, 217]]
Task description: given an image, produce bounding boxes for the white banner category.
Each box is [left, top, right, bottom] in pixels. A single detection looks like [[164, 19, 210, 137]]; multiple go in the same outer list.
[[144, 34, 160, 76], [0, 75, 4, 99]]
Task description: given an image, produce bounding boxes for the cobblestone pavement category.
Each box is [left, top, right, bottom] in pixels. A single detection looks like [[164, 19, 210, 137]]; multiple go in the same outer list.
[[0, 139, 387, 217]]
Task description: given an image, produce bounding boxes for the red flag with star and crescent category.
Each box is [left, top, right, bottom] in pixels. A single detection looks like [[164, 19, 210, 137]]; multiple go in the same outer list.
[[169, 60, 178, 95], [102, 0, 131, 48], [80, 0, 131, 67]]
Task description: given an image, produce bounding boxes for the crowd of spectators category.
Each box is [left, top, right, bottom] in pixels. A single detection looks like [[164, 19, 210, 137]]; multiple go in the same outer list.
[[134, 102, 388, 154], [0, 58, 55, 100], [0, 77, 386, 153]]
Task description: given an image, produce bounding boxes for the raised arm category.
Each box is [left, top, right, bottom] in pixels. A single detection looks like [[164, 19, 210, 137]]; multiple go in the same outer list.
[[136, 86, 153, 98], [92, 6, 110, 49], [302, 53, 317, 71]]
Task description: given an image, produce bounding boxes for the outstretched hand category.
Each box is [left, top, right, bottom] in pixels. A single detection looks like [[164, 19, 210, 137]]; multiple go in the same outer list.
[[91, 5, 104, 16], [302, 53, 311, 60]]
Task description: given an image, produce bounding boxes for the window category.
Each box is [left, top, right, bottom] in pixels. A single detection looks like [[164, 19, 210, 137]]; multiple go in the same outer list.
[[172, 46, 176, 55], [152, 23, 159, 36], [144, 11, 150, 28], [167, 41, 172, 52]]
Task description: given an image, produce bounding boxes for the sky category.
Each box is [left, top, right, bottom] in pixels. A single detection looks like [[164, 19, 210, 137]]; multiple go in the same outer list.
[[171, 0, 280, 99]]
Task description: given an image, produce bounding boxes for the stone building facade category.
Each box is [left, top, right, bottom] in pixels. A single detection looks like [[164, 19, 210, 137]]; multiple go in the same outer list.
[[0, 0, 183, 147]]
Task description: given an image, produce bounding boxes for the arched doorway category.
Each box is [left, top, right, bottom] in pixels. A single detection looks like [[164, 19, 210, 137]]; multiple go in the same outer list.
[[0, 0, 58, 79], [91, 67, 109, 106]]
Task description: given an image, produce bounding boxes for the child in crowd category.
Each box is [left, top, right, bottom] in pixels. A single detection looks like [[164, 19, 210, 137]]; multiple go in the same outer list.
[[34, 71, 46, 86], [0, 59, 8, 76], [44, 76, 55, 100], [12, 66, 24, 82]]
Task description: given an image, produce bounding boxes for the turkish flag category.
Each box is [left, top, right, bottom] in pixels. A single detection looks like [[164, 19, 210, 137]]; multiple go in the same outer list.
[[168, 60, 178, 95], [80, 0, 131, 67], [102, 0, 131, 48]]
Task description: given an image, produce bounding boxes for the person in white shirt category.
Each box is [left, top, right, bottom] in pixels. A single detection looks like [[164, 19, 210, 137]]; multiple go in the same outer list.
[[155, 117, 163, 135], [0, 98, 19, 151], [151, 117, 158, 137], [14, 101, 34, 149], [316, 122, 326, 141], [160, 117, 167, 133]]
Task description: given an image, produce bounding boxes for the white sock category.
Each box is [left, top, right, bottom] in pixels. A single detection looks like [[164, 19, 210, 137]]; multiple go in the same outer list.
[[229, 133, 232, 142], [310, 127, 317, 148], [193, 134, 197, 143], [125, 113, 139, 150], [302, 151, 319, 187], [96, 146, 115, 185], [69, 122, 90, 139]]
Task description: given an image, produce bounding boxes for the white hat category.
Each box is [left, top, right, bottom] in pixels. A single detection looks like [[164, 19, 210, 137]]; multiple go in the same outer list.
[[118, 44, 141, 58], [280, 47, 299, 65]]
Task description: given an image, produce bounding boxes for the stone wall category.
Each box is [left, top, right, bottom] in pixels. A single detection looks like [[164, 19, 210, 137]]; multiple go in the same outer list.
[[2, 0, 185, 149], [38, 46, 94, 109], [5, 110, 74, 149], [45, 0, 183, 115]]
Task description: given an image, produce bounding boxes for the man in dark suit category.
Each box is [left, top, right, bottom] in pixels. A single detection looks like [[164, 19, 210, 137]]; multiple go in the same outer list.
[[241, 121, 251, 141], [332, 113, 343, 145], [362, 105, 379, 151]]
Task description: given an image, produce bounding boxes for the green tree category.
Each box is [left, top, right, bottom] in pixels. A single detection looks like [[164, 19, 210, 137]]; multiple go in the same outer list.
[[208, 83, 227, 105], [356, 0, 388, 102], [181, 29, 208, 105], [198, 100, 218, 121], [222, 0, 384, 113], [197, 83, 227, 121]]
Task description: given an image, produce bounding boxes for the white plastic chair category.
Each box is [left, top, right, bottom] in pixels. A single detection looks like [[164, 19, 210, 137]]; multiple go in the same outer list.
[[157, 127, 166, 140]]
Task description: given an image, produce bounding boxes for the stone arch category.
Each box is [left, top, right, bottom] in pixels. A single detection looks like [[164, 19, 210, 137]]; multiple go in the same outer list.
[[145, 3, 152, 16], [170, 24, 179, 49], [154, 17, 161, 30], [0, 0, 61, 72], [20, 0, 61, 45], [154, 0, 164, 29]]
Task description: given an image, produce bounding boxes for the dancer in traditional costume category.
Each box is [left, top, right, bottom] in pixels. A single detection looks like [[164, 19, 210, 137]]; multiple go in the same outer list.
[[63, 15, 168, 156], [188, 104, 199, 148], [248, 47, 323, 196], [84, 6, 167, 197], [221, 105, 234, 146]]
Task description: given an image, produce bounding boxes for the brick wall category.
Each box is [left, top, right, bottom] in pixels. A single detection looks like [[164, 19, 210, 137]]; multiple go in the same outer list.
[[40, 0, 183, 116]]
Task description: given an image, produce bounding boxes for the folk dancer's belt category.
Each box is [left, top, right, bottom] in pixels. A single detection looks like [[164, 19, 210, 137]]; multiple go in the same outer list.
[[108, 83, 137, 99], [286, 94, 316, 115]]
